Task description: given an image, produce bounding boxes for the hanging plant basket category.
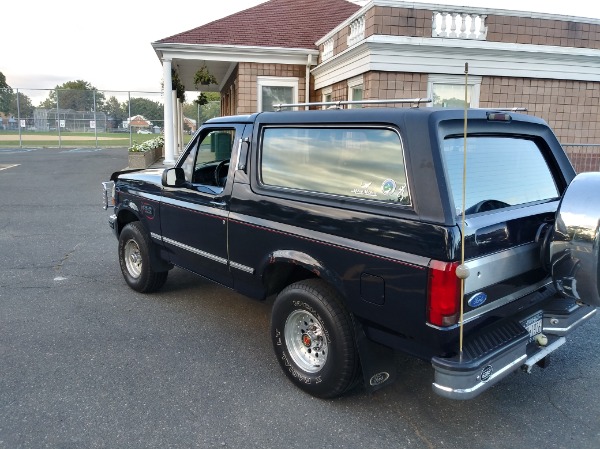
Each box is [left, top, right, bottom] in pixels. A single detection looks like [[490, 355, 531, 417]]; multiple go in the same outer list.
[[194, 65, 218, 88]]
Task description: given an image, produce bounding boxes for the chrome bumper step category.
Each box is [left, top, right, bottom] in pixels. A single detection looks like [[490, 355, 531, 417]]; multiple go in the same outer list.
[[431, 303, 597, 399]]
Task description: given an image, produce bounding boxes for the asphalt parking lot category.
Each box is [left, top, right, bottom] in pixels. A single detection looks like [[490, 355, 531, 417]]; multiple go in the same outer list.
[[1, 147, 599, 448]]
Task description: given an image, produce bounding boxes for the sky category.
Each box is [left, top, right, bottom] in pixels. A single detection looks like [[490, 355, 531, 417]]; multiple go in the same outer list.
[[2, 0, 600, 105]]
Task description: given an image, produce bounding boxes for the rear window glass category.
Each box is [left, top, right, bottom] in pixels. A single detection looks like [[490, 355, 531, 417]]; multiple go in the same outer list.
[[260, 127, 411, 205], [442, 136, 559, 215]]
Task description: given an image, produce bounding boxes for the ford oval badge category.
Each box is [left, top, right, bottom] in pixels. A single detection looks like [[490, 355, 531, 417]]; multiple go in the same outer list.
[[369, 372, 390, 386], [480, 365, 493, 382], [468, 292, 487, 308]]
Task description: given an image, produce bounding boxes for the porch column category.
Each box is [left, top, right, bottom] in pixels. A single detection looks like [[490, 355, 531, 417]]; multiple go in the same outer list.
[[172, 90, 180, 156], [162, 57, 175, 165]]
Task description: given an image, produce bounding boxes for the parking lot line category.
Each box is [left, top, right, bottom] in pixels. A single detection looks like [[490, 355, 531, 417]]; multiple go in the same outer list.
[[0, 164, 20, 171]]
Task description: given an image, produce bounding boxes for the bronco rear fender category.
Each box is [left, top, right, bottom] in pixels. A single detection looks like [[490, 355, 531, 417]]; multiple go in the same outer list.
[[260, 249, 398, 393], [259, 249, 343, 296]]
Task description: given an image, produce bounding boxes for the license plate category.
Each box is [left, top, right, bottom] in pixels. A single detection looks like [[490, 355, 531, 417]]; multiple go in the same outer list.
[[520, 311, 543, 343]]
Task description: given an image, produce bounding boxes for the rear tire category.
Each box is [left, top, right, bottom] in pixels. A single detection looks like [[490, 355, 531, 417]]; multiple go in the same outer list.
[[270, 279, 360, 398], [118, 222, 168, 293], [549, 172, 600, 306]]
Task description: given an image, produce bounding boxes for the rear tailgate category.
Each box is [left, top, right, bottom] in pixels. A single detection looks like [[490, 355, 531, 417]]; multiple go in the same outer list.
[[443, 134, 562, 320], [430, 120, 598, 399]]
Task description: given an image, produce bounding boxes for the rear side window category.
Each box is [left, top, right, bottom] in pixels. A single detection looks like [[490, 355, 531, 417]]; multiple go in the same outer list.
[[442, 136, 559, 215], [260, 127, 411, 205]]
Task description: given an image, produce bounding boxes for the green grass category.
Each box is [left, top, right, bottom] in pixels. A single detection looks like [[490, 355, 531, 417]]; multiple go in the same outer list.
[[0, 131, 192, 148]]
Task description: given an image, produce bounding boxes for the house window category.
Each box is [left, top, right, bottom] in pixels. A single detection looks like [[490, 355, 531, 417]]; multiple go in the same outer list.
[[257, 77, 299, 112], [428, 75, 481, 108], [322, 86, 332, 109], [348, 76, 364, 109]]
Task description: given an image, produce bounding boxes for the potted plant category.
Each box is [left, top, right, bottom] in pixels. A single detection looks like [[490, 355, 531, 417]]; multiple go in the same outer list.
[[128, 135, 165, 169], [194, 64, 217, 86], [194, 65, 218, 106]]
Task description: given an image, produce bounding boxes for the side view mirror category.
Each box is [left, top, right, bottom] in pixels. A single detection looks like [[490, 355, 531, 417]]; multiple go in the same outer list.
[[162, 167, 186, 187]]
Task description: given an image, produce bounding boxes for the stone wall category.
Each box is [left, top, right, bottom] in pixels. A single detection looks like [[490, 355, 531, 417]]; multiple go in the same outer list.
[[486, 16, 600, 48], [480, 77, 600, 143], [364, 72, 428, 102], [366, 6, 431, 39]]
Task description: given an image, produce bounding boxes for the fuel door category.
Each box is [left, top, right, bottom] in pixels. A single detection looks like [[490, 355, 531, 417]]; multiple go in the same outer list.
[[549, 172, 600, 307]]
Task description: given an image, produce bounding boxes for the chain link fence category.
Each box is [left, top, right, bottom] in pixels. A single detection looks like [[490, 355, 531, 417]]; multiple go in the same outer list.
[[2, 88, 599, 173], [0, 88, 220, 149]]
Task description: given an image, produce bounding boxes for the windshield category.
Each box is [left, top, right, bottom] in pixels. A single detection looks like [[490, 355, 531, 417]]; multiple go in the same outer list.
[[442, 136, 559, 215]]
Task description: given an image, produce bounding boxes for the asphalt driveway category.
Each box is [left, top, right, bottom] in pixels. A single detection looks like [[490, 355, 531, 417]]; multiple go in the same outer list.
[[0, 147, 599, 448]]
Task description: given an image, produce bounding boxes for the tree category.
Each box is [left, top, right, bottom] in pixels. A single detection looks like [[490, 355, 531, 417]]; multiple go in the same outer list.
[[124, 97, 164, 123], [10, 92, 34, 118], [183, 93, 220, 117], [40, 80, 105, 111], [0, 71, 13, 114], [0, 72, 33, 118], [198, 100, 220, 124], [102, 96, 126, 129], [182, 102, 196, 121], [183, 93, 221, 127]]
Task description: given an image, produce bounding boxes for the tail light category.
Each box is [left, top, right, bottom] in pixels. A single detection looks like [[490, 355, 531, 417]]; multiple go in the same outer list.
[[428, 260, 461, 327]]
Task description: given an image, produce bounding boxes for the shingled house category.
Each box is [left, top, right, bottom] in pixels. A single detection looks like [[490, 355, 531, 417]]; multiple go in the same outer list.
[[153, 0, 600, 166]]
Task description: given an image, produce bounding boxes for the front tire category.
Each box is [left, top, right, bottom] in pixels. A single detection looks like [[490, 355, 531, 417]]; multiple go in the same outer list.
[[118, 222, 168, 293], [270, 279, 360, 398]]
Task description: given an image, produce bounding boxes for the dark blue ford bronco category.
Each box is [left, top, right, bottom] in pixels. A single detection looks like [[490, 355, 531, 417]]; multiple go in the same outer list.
[[103, 102, 599, 399]]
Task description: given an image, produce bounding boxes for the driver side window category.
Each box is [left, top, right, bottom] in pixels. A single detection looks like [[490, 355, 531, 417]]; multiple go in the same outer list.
[[181, 129, 235, 187]]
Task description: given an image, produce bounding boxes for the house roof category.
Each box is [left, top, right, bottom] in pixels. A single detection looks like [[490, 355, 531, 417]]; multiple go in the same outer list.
[[156, 0, 361, 49], [128, 115, 152, 125]]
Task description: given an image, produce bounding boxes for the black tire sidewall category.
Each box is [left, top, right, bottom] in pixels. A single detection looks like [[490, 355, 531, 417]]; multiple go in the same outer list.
[[118, 222, 152, 292], [271, 281, 356, 398]]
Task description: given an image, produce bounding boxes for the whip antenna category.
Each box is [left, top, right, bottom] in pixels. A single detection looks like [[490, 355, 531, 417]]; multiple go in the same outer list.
[[456, 63, 471, 359]]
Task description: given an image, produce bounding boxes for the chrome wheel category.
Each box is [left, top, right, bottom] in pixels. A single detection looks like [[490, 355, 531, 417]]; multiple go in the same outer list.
[[124, 239, 142, 278], [118, 222, 169, 293], [271, 280, 359, 398], [284, 309, 328, 373]]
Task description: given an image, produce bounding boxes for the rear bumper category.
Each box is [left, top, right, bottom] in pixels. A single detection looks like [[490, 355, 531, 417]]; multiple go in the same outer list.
[[431, 300, 596, 400]]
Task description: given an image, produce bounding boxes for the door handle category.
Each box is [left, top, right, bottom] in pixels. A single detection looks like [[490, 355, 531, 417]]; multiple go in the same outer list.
[[210, 200, 227, 209]]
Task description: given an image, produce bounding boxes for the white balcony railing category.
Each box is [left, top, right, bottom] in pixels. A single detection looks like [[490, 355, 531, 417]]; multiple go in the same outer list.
[[347, 15, 366, 46], [322, 38, 334, 61], [432, 12, 487, 40]]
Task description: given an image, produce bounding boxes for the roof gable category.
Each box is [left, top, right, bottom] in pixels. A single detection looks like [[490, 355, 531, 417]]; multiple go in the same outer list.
[[156, 0, 360, 49]]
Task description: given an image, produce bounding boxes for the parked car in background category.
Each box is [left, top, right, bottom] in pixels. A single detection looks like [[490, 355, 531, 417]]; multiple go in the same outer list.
[[137, 129, 151, 134]]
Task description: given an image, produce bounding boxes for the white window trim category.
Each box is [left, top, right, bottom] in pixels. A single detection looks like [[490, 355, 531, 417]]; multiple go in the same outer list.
[[257, 76, 299, 112], [347, 75, 364, 89], [427, 74, 482, 107]]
